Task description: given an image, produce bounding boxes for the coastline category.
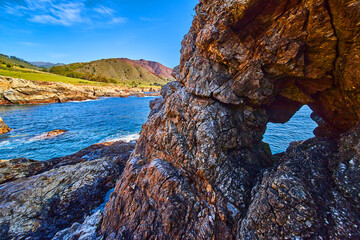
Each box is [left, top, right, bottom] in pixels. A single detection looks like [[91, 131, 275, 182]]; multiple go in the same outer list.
[[0, 75, 160, 105]]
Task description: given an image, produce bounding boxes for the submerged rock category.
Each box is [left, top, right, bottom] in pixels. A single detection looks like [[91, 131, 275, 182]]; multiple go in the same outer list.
[[0, 117, 10, 134], [29, 130, 67, 141], [40, 129, 68, 139], [47, 129, 67, 136], [0, 140, 135, 240]]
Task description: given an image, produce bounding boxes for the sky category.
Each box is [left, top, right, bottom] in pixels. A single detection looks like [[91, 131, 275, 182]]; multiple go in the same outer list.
[[0, 0, 198, 68]]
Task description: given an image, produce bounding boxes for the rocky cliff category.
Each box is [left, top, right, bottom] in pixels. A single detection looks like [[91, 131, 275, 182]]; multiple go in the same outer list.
[[0, 76, 159, 105], [100, 0, 360, 239]]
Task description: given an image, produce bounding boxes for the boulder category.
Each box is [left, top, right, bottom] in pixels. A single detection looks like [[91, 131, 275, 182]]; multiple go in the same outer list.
[[0, 117, 10, 134], [46, 129, 67, 138]]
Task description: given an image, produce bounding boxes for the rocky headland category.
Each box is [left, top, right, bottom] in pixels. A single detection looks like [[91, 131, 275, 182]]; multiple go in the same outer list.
[[0, 76, 159, 105], [1, 0, 360, 239]]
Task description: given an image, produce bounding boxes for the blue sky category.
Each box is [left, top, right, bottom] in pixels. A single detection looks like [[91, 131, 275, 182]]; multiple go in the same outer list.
[[0, 0, 198, 68]]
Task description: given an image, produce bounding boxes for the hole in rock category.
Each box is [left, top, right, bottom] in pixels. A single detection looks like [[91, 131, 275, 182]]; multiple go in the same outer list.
[[263, 105, 317, 154]]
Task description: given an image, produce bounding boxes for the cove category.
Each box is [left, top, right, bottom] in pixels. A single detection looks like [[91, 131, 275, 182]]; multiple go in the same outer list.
[[0, 96, 155, 160]]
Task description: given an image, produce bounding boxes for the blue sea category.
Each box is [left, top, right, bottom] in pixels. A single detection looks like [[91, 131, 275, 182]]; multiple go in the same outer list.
[[0, 97, 317, 160]]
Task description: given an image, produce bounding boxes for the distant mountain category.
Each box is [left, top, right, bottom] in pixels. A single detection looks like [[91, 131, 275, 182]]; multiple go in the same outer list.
[[31, 62, 64, 69], [122, 59, 173, 80], [0, 54, 40, 70], [50, 58, 174, 85]]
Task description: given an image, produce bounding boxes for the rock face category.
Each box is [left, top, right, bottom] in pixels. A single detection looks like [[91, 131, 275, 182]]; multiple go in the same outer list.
[[0, 140, 135, 240], [100, 0, 360, 239], [0, 117, 10, 134], [239, 133, 360, 239], [0, 76, 160, 105]]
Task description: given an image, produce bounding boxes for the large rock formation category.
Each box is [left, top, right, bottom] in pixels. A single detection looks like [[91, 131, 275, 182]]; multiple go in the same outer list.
[[0, 117, 10, 134], [100, 0, 360, 239], [0, 76, 159, 105], [0, 140, 135, 239]]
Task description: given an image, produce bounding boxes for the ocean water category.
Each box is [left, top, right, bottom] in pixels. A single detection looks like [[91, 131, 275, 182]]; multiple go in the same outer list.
[[264, 105, 317, 154], [0, 97, 316, 160], [0, 97, 155, 160]]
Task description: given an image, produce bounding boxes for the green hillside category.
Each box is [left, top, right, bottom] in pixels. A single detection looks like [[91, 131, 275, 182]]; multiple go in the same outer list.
[[0, 54, 40, 70], [0, 62, 107, 86], [50, 58, 171, 87]]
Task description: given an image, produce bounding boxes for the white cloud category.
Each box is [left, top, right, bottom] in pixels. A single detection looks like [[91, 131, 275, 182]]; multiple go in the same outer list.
[[2, 0, 126, 27], [94, 6, 114, 15], [29, 2, 85, 26], [110, 17, 127, 24]]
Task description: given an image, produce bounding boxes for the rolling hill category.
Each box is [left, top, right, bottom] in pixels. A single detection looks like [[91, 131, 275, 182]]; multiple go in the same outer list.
[[0, 54, 40, 70], [50, 58, 174, 86]]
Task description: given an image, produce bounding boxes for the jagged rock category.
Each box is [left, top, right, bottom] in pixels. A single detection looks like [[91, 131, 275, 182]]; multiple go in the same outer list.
[[101, 84, 272, 239], [239, 136, 360, 239], [0, 140, 136, 185], [100, 0, 360, 239], [52, 210, 103, 240], [0, 140, 135, 240], [0, 117, 10, 134]]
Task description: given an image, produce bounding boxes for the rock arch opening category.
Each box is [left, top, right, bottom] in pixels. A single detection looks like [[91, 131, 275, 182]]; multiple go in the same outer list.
[[264, 105, 317, 154]]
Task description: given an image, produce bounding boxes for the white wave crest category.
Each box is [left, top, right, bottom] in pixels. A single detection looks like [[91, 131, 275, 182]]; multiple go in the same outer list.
[[101, 133, 139, 143]]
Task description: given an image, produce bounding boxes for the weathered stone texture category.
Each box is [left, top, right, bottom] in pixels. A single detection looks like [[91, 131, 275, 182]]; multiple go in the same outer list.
[[0, 141, 135, 240], [101, 0, 360, 239]]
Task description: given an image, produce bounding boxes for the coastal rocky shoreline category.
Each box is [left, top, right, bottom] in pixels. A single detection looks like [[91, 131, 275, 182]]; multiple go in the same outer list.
[[0, 75, 159, 105], [0, 140, 136, 239], [1, 0, 360, 239]]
